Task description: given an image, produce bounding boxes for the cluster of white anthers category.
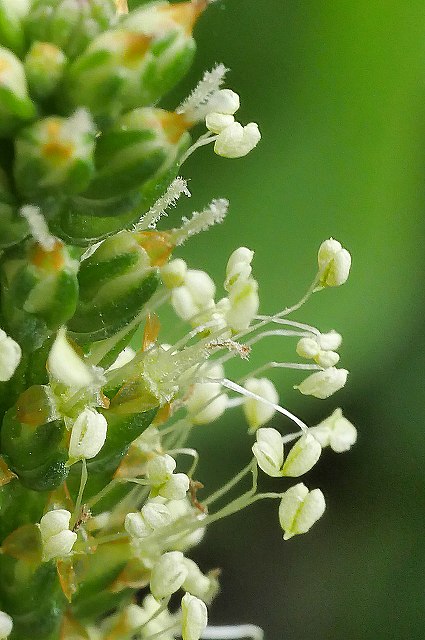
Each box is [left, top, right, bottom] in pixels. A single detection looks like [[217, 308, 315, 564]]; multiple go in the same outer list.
[[178, 64, 261, 162]]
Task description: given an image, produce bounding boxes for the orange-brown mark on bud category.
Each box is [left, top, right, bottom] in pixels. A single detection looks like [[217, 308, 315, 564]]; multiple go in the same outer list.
[[43, 120, 75, 162], [47, 482, 74, 513], [57, 559, 77, 604], [135, 230, 174, 266], [152, 401, 172, 426], [114, 0, 129, 15], [30, 240, 65, 271], [60, 612, 90, 640], [122, 32, 151, 67], [0, 457, 17, 487], [113, 445, 145, 479], [157, 110, 190, 144], [108, 559, 150, 595], [159, 0, 207, 35], [142, 312, 161, 351], [1, 524, 42, 564], [16, 385, 54, 428], [0, 58, 11, 76]]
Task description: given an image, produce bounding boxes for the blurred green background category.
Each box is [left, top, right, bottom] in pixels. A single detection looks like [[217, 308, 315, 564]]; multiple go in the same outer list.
[[157, 1, 425, 638]]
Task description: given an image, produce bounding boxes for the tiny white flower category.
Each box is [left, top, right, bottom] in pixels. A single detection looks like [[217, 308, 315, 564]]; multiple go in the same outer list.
[[181, 593, 208, 640], [0, 329, 21, 382], [171, 269, 216, 323], [159, 473, 190, 500], [207, 88, 240, 115], [252, 428, 284, 477], [243, 377, 279, 432], [124, 512, 150, 539], [278, 483, 326, 540], [0, 611, 13, 640], [68, 408, 107, 462], [205, 112, 235, 134], [318, 330, 342, 351], [226, 277, 259, 332], [214, 122, 261, 158], [295, 367, 348, 399], [150, 551, 188, 600], [161, 258, 188, 289], [146, 454, 176, 487], [141, 501, 173, 530], [314, 349, 340, 369], [318, 238, 351, 287], [182, 559, 217, 602], [282, 434, 321, 477], [310, 408, 357, 452], [39, 509, 77, 561], [296, 337, 320, 359]]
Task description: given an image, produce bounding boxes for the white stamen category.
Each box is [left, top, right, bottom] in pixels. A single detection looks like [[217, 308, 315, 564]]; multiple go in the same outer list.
[[135, 177, 191, 230], [20, 205, 55, 251], [219, 378, 308, 432], [171, 199, 229, 246], [201, 625, 264, 640]]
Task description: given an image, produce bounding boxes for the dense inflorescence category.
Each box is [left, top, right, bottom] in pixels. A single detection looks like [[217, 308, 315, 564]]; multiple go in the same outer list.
[[0, 2, 355, 639]]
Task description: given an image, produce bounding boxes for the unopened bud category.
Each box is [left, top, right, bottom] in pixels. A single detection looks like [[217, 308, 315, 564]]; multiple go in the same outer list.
[[68, 408, 108, 462], [124, 511, 150, 539], [0, 329, 21, 381], [318, 330, 342, 351], [0, 610, 13, 639], [314, 349, 340, 368], [150, 551, 188, 600], [24, 42, 67, 99], [0, 46, 35, 136], [278, 483, 326, 540], [14, 109, 96, 199], [181, 593, 208, 640], [243, 377, 278, 432], [182, 559, 217, 602], [48, 328, 97, 390], [186, 363, 227, 425], [207, 89, 240, 115], [282, 434, 321, 477], [295, 368, 348, 399], [252, 428, 284, 477]]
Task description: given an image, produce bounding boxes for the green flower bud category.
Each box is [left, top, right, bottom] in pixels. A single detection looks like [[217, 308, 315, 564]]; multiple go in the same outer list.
[[1, 385, 68, 491], [0, 0, 30, 56], [14, 109, 96, 199], [0, 168, 28, 249], [68, 230, 166, 343], [83, 108, 190, 199], [25, 0, 117, 60], [24, 41, 67, 100], [65, 1, 203, 117], [0, 45, 36, 136], [1, 240, 79, 350]]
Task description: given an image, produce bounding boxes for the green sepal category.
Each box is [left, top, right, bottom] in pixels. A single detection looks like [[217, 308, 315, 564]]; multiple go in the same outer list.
[[1, 386, 69, 492], [0, 203, 28, 249], [0, 554, 64, 640], [68, 234, 160, 342], [0, 481, 45, 542], [0, 1, 28, 57]]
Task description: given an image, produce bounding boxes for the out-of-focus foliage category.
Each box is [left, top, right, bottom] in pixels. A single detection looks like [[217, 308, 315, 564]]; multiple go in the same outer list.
[[163, 2, 425, 638]]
